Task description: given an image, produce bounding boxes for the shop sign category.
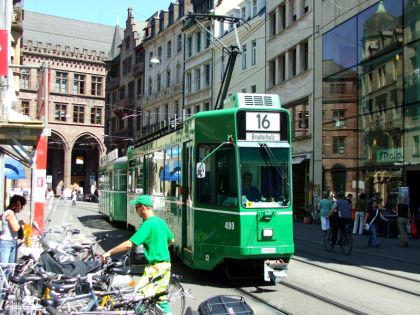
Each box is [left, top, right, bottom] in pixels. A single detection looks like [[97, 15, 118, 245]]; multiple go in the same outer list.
[[376, 148, 403, 163]]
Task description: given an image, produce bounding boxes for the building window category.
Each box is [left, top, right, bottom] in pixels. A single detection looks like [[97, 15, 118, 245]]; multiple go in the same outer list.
[[55, 103, 67, 122], [251, 85, 256, 93], [187, 37, 193, 57], [205, 64, 210, 87], [269, 10, 276, 36], [20, 69, 30, 89], [298, 111, 309, 129], [241, 44, 247, 70], [269, 59, 276, 87], [125, 37, 130, 50], [301, 41, 309, 71], [166, 70, 171, 88], [91, 76, 103, 96], [414, 135, 420, 156], [252, 0, 257, 17], [128, 81, 135, 98], [186, 72, 192, 93], [149, 52, 153, 68], [157, 47, 162, 61], [73, 105, 85, 123], [196, 32, 201, 53], [290, 48, 297, 76], [251, 40, 257, 66], [176, 64, 181, 84], [73, 74, 85, 95], [333, 110, 346, 127], [167, 40, 172, 58], [333, 137, 346, 154], [195, 68, 201, 90], [119, 85, 126, 100], [91, 107, 102, 125], [55, 72, 67, 93], [157, 74, 161, 92], [304, 0, 309, 13], [137, 77, 143, 96], [177, 34, 182, 52], [148, 78, 153, 95], [21, 100, 30, 116]]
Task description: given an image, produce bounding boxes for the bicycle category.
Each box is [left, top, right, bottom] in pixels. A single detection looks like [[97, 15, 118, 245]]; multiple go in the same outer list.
[[323, 221, 353, 255]]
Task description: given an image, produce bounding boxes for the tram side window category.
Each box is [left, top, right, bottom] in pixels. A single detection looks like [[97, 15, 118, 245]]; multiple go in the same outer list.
[[196, 144, 237, 207], [144, 155, 154, 195], [136, 163, 144, 194], [164, 146, 180, 198], [115, 170, 127, 191]]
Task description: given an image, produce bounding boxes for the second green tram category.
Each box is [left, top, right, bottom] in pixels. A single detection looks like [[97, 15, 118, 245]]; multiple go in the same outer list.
[[98, 156, 127, 222], [126, 93, 294, 282]]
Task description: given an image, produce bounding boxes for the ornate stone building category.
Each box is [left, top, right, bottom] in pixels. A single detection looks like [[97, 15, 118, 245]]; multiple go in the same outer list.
[[18, 11, 115, 194]]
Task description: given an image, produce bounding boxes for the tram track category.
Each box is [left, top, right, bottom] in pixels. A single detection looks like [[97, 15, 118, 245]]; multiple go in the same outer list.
[[234, 281, 367, 315], [290, 256, 420, 298], [294, 236, 420, 288], [295, 246, 420, 286], [294, 236, 420, 267]]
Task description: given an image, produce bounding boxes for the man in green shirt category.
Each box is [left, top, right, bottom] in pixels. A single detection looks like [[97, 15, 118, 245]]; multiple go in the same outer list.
[[101, 195, 174, 314]]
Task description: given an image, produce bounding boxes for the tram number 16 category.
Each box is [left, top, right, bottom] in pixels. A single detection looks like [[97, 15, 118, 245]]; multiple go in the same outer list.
[[225, 221, 235, 230], [256, 114, 270, 129]]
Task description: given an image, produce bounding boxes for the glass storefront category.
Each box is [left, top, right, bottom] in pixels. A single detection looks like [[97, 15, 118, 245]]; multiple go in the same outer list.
[[322, 0, 420, 211]]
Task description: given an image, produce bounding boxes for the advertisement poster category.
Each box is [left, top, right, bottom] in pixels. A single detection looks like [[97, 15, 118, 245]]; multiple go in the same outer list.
[[398, 186, 409, 204]]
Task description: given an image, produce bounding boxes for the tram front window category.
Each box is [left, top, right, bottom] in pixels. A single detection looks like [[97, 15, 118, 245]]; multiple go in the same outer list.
[[240, 147, 290, 207]]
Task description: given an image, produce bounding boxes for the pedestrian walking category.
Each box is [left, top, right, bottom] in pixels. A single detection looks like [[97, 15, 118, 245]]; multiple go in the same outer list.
[[101, 195, 174, 315], [364, 200, 387, 248], [353, 193, 367, 235], [318, 193, 332, 231], [71, 189, 77, 207], [393, 195, 411, 247], [0, 195, 27, 279]]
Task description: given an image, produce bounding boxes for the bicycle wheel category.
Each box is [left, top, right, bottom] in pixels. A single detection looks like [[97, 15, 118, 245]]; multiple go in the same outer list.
[[340, 232, 352, 255], [166, 278, 186, 315], [323, 230, 334, 251]]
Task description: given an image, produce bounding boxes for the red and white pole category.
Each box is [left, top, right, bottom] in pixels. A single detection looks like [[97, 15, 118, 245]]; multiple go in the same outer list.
[[32, 134, 47, 230]]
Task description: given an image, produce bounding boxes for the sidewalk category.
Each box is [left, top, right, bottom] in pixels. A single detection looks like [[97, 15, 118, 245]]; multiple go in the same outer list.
[[293, 220, 420, 263]]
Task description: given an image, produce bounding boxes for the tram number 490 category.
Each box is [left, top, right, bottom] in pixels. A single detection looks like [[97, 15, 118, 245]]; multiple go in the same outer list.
[[225, 221, 235, 230]]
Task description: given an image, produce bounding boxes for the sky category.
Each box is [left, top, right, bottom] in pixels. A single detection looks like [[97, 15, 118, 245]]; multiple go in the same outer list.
[[23, 0, 174, 26]]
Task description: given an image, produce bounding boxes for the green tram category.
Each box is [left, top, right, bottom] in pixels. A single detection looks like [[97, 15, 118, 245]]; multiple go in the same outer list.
[[98, 156, 127, 223], [126, 94, 294, 282]]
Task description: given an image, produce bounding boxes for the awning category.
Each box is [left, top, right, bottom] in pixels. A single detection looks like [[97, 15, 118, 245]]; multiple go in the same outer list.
[[292, 156, 306, 164], [4, 156, 27, 179]]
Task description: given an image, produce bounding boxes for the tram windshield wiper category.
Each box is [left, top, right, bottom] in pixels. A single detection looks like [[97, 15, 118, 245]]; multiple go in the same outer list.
[[259, 143, 287, 182]]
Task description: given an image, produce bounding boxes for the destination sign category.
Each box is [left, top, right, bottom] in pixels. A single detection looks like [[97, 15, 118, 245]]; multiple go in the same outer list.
[[246, 133, 281, 141], [246, 112, 280, 132]]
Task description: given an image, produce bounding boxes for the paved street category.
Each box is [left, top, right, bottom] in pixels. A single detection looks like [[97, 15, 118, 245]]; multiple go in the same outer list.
[[18, 198, 420, 314]]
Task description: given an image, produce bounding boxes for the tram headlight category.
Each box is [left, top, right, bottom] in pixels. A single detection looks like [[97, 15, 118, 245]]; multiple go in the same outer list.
[[263, 229, 273, 238]]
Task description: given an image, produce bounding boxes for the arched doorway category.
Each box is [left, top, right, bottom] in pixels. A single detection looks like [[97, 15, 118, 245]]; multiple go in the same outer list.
[[71, 134, 101, 197], [47, 133, 67, 195]]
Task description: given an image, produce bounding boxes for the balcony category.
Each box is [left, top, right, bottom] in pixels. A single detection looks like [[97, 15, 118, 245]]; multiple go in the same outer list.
[[112, 97, 134, 113], [108, 77, 120, 89], [133, 62, 144, 76]]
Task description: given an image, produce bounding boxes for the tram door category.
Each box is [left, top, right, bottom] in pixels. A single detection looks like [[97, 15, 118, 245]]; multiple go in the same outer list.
[[182, 141, 193, 259]]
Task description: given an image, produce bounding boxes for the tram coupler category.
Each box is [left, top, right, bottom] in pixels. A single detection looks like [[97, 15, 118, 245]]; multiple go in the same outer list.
[[264, 259, 288, 283]]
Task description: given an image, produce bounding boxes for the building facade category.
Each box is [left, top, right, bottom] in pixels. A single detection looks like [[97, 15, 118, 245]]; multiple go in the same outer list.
[[19, 11, 115, 194], [314, 0, 420, 212], [266, 0, 312, 210], [141, 2, 188, 141], [105, 8, 145, 154], [212, 0, 266, 101]]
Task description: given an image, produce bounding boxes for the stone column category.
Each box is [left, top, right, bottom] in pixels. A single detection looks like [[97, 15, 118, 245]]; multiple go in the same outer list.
[[63, 145, 72, 190]]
